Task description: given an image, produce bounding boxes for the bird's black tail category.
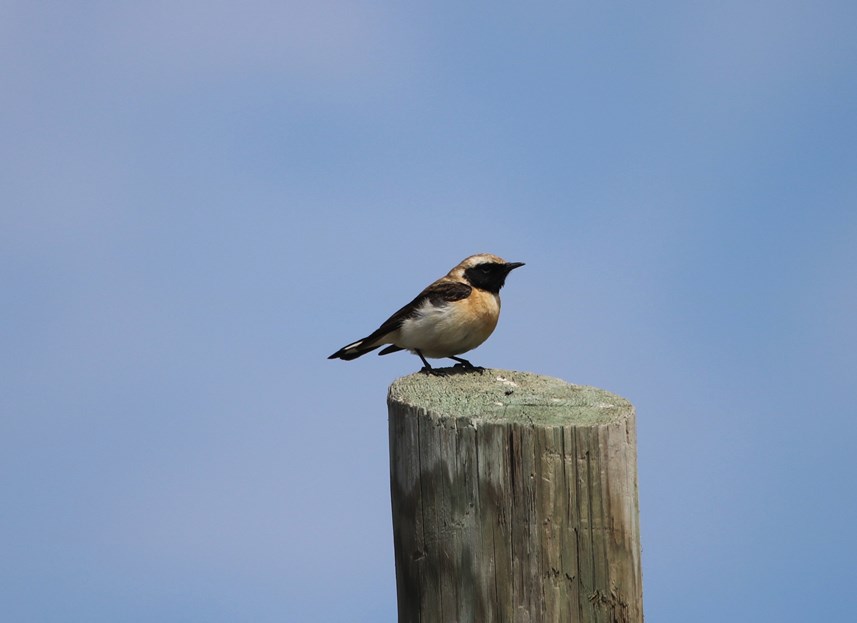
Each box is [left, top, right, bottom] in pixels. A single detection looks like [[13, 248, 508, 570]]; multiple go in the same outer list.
[[328, 338, 382, 361]]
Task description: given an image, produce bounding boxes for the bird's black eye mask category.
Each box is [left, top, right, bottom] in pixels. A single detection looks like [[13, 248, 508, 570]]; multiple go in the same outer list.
[[464, 263, 509, 293]]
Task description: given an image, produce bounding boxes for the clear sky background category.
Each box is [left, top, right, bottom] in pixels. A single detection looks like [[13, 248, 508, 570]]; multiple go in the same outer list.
[[3, 2, 856, 621]]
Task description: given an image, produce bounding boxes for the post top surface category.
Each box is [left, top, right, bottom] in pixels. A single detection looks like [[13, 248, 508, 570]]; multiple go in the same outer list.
[[388, 369, 632, 426]]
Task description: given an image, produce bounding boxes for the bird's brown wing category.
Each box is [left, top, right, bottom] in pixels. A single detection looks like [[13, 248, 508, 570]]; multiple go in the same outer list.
[[370, 280, 472, 340], [328, 280, 471, 360]]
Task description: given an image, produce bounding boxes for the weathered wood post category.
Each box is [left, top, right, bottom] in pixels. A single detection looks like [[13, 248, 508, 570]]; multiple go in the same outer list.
[[388, 369, 642, 623]]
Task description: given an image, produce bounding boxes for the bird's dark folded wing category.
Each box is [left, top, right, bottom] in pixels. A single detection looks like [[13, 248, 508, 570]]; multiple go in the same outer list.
[[359, 280, 473, 346], [423, 280, 472, 306]]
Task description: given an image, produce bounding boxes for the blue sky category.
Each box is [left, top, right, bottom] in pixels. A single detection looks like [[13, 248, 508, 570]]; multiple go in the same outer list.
[[2, 2, 856, 621]]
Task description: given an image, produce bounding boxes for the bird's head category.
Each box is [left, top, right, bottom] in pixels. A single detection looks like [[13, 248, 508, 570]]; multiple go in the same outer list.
[[450, 253, 525, 293]]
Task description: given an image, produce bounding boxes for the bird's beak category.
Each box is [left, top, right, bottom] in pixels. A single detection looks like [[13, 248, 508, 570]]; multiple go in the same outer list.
[[505, 262, 525, 271]]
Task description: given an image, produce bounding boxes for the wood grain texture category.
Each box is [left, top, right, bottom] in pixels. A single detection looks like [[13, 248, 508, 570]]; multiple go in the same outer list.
[[388, 369, 642, 623]]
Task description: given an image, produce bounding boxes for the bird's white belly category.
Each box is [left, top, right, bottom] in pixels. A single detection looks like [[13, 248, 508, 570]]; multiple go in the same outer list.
[[394, 295, 500, 358]]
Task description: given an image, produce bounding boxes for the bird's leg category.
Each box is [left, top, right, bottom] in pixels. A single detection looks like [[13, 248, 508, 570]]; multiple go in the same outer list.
[[449, 356, 485, 373], [417, 350, 445, 376]]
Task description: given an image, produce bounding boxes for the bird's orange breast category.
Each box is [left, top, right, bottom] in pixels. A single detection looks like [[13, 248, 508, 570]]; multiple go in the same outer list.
[[461, 288, 500, 341]]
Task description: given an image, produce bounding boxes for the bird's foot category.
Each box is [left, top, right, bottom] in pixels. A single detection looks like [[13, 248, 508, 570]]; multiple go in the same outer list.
[[416, 350, 446, 375], [450, 357, 485, 373]]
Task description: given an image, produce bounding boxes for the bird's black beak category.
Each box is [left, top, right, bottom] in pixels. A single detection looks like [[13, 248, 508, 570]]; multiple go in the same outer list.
[[505, 262, 525, 271]]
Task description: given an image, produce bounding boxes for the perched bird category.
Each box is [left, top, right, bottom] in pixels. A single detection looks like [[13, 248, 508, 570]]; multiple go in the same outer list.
[[328, 253, 524, 374]]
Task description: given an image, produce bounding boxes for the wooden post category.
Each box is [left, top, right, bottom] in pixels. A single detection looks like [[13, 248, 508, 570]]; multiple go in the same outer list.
[[388, 369, 642, 623]]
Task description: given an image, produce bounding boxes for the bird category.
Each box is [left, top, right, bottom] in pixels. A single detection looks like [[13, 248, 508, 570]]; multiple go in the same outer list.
[[328, 253, 524, 374]]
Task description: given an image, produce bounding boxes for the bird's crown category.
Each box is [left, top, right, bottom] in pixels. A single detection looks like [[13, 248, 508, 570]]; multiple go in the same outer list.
[[448, 253, 509, 276]]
